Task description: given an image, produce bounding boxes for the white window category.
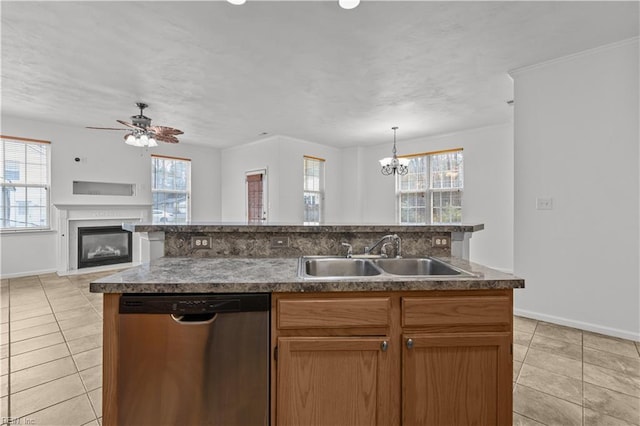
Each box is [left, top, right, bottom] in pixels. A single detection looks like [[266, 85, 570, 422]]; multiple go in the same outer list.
[[303, 156, 325, 225], [151, 155, 191, 224], [397, 149, 463, 224], [0, 136, 50, 230]]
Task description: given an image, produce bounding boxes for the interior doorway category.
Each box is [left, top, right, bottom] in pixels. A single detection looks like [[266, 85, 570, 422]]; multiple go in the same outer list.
[[246, 169, 268, 223]]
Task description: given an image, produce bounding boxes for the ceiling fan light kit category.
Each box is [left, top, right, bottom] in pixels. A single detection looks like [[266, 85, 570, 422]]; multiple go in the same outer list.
[[87, 102, 183, 147], [338, 0, 360, 10]]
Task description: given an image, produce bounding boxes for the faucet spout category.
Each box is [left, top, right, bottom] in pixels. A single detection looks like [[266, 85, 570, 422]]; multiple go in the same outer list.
[[365, 234, 402, 258]]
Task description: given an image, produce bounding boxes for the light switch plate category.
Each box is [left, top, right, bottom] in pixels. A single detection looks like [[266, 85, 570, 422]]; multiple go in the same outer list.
[[536, 197, 553, 210]]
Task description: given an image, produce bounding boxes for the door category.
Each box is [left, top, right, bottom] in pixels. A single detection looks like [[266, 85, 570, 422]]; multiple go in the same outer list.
[[402, 332, 512, 426], [246, 170, 267, 222], [277, 337, 392, 426]]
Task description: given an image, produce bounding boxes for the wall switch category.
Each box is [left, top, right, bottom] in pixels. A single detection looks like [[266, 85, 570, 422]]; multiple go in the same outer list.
[[432, 236, 450, 248], [270, 237, 289, 248], [191, 236, 212, 249], [536, 197, 553, 210]]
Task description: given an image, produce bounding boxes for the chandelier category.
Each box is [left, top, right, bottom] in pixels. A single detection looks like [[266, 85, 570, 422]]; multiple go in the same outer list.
[[125, 131, 158, 148], [379, 127, 409, 176]]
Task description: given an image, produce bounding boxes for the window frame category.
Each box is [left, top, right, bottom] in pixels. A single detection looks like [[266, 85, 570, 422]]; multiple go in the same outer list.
[[396, 148, 463, 225], [151, 154, 192, 224], [0, 135, 51, 232], [303, 155, 325, 225]]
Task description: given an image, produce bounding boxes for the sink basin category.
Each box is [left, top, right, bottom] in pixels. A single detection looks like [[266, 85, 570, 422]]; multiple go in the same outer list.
[[298, 256, 474, 279], [373, 258, 465, 276], [303, 258, 382, 277]]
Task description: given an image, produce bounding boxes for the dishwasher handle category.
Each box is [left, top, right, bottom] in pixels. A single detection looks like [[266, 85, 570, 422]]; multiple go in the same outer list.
[[171, 313, 218, 325]]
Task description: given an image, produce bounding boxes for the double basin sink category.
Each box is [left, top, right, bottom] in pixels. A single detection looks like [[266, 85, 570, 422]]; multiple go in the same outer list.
[[299, 256, 475, 279]]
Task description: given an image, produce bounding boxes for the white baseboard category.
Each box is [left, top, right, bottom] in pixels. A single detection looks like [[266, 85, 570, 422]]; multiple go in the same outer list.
[[0, 268, 58, 279], [514, 308, 640, 342], [57, 262, 140, 276]]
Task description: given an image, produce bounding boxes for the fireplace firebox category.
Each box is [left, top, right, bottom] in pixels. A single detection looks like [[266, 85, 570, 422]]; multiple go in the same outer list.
[[78, 226, 132, 269]]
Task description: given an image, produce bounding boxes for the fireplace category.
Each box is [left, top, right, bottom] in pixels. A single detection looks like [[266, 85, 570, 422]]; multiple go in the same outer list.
[[78, 226, 132, 269]]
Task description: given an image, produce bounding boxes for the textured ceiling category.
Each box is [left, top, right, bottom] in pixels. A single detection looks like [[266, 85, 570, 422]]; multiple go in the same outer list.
[[1, 1, 638, 148]]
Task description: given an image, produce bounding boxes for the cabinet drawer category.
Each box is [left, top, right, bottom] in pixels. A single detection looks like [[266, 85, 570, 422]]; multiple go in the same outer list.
[[278, 297, 391, 329], [402, 296, 510, 327]]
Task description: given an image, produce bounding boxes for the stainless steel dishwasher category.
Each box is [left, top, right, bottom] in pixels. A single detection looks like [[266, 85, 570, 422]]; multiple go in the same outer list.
[[118, 293, 270, 426]]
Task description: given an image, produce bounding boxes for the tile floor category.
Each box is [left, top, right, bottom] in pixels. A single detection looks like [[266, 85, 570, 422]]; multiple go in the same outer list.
[[1, 272, 639, 425]]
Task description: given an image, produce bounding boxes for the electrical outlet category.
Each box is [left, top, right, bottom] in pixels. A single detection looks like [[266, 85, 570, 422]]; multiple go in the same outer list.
[[270, 237, 289, 248], [432, 236, 450, 248], [191, 236, 212, 249]]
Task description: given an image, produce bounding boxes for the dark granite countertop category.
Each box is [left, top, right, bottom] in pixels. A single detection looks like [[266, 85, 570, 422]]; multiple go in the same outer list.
[[90, 256, 524, 293], [122, 222, 484, 233]]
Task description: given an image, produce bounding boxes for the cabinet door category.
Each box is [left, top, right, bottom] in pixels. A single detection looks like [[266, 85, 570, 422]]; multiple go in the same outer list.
[[402, 332, 512, 426], [277, 337, 392, 426]]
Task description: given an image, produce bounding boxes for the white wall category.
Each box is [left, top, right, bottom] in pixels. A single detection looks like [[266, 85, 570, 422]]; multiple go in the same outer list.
[[511, 39, 639, 340], [220, 135, 343, 223], [356, 124, 515, 271], [0, 115, 221, 277]]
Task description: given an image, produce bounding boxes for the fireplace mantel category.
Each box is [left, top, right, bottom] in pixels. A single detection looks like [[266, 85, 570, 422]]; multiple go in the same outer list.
[[54, 204, 151, 275]]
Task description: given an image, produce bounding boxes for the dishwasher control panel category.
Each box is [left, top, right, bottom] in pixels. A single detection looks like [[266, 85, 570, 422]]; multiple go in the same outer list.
[[119, 293, 270, 314]]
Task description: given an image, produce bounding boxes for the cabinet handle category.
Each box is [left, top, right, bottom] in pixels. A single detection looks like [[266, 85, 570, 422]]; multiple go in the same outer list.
[[380, 340, 389, 352], [406, 338, 414, 349]]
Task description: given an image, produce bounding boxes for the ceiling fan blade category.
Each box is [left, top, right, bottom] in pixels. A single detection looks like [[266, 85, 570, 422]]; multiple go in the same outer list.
[[86, 126, 129, 131], [116, 119, 145, 130], [154, 134, 180, 144], [149, 125, 184, 136]]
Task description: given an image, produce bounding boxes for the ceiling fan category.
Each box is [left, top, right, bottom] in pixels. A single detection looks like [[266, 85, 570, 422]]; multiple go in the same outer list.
[[87, 102, 183, 146]]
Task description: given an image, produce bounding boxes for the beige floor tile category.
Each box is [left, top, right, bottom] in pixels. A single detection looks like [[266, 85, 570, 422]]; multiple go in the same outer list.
[[0, 344, 7, 359], [514, 343, 528, 362], [79, 365, 102, 392], [1, 308, 8, 324], [1, 357, 7, 375], [18, 393, 97, 426], [10, 374, 86, 418], [517, 364, 582, 405], [11, 343, 70, 372], [54, 306, 100, 323], [10, 313, 56, 332], [530, 334, 582, 361], [10, 332, 64, 356], [1, 374, 7, 398], [584, 363, 640, 398], [584, 332, 639, 359], [67, 333, 103, 355], [9, 305, 53, 321], [514, 316, 538, 334], [584, 408, 638, 426], [58, 311, 103, 332], [1, 395, 7, 418], [82, 420, 100, 426], [513, 412, 545, 425], [63, 322, 102, 342], [10, 322, 60, 343], [534, 321, 583, 345], [73, 348, 102, 372], [514, 360, 523, 381], [513, 384, 582, 426], [88, 387, 102, 418], [584, 382, 640, 425], [11, 356, 78, 394], [49, 297, 93, 313], [585, 347, 640, 379], [514, 329, 533, 347], [523, 347, 583, 380]]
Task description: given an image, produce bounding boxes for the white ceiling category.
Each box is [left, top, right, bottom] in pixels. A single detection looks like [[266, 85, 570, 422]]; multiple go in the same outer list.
[[1, 1, 638, 149]]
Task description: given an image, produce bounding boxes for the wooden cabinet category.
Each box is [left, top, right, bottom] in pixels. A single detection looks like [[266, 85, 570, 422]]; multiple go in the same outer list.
[[272, 290, 513, 426], [402, 332, 512, 425], [277, 337, 392, 426]]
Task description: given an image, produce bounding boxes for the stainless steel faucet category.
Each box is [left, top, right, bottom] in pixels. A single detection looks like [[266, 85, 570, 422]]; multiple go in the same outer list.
[[341, 242, 353, 258], [365, 234, 402, 258]]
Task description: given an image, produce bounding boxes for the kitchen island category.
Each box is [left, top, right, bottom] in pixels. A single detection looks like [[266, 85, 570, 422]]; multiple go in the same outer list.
[[92, 223, 523, 426]]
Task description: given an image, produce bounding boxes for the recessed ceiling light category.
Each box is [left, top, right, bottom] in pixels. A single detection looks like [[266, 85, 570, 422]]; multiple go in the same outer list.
[[227, 0, 246, 5], [338, 0, 360, 10]]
